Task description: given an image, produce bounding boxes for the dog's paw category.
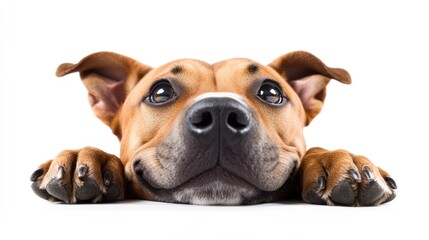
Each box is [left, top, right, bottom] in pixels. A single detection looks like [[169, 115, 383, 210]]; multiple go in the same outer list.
[[30, 147, 125, 203], [299, 147, 397, 206]]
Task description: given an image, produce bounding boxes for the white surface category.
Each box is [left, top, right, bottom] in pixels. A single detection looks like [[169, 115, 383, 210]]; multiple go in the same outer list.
[[0, 0, 427, 239]]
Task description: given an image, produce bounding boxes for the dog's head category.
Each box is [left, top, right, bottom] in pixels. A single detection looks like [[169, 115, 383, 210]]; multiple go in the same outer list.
[[57, 51, 350, 204]]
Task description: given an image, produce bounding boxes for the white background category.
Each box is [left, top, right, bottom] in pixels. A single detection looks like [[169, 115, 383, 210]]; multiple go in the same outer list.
[[1, 0, 428, 239]]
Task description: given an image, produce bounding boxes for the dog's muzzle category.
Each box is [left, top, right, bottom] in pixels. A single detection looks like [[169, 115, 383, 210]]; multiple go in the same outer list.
[[132, 93, 296, 204]]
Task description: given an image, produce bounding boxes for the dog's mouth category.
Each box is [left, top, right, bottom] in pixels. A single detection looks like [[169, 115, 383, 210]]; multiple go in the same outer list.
[[132, 153, 297, 205], [134, 165, 260, 205]]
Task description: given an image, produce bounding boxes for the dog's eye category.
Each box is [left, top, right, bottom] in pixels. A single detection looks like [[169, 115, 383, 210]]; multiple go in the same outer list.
[[148, 81, 176, 104], [257, 81, 287, 105]]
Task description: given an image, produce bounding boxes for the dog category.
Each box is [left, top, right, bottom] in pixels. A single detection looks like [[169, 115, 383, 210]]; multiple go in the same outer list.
[[30, 51, 397, 206]]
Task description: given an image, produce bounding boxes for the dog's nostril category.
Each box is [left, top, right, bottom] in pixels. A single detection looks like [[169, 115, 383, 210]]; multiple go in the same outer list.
[[192, 111, 213, 129], [227, 112, 248, 131]]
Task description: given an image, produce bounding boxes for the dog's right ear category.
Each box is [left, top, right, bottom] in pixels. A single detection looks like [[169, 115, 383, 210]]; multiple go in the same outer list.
[[269, 51, 351, 126], [56, 52, 152, 135]]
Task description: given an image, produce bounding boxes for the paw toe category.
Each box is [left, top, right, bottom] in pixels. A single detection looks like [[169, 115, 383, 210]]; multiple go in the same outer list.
[[46, 178, 70, 203], [103, 184, 121, 202], [101, 171, 121, 202], [306, 187, 326, 205], [383, 192, 396, 203], [358, 181, 385, 206], [331, 180, 356, 206], [31, 182, 51, 200], [76, 179, 100, 201], [381, 176, 397, 204], [304, 176, 326, 205]]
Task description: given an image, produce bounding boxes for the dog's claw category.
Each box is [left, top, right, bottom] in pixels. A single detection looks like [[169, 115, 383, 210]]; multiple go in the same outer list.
[[57, 166, 65, 179], [103, 171, 112, 186], [317, 176, 326, 190], [385, 176, 397, 189], [348, 169, 362, 183], [362, 166, 374, 181], [30, 169, 44, 181], [77, 164, 88, 179], [305, 176, 327, 205]]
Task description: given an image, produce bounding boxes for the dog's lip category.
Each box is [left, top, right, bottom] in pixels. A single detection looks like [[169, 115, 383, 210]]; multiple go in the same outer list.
[[187, 165, 255, 187], [133, 154, 297, 192], [134, 162, 258, 192]]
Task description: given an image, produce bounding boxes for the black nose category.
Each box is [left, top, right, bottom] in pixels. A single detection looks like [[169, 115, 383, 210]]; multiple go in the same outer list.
[[187, 96, 253, 145]]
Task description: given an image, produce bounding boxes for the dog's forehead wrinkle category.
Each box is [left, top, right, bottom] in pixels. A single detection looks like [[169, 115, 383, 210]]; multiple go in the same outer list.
[[212, 58, 258, 70], [166, 59, 211, 69], [151, 59, 211, 76]]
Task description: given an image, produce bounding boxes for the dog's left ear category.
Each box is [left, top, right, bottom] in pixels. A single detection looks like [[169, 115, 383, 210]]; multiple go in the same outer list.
[[269, 51, 351, 126], [56, 52, 152, 135]]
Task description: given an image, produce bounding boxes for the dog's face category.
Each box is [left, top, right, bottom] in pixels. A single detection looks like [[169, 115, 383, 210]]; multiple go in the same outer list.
[[57, 51, 350, 204], [120, 59, 306, 204]]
